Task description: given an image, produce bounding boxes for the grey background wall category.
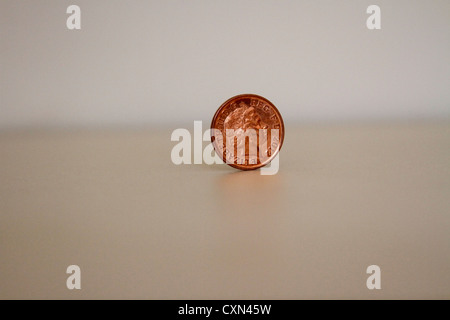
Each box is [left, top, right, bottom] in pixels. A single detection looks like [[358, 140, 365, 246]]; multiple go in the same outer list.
[[1, 0, 449, 128]]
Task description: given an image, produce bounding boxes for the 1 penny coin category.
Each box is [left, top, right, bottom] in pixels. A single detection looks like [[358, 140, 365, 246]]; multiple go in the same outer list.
[[210, 94, 285, 170]]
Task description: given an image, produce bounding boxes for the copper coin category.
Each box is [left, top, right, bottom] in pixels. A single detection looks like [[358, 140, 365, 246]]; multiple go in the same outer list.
[[210, 94, 285, 170]]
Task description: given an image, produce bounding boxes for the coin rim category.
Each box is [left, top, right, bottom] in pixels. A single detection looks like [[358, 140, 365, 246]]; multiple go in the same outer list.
[[210, 93, 285, 170]]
